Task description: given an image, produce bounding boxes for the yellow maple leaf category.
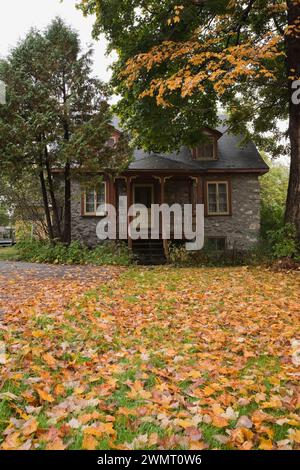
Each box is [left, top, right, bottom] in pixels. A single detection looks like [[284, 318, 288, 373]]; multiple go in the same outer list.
[[259, 438, 273, 450]]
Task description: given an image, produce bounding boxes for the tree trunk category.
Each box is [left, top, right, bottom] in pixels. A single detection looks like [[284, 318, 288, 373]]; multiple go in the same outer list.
[[44, 146, 63, 242], [63, 159, 71, 244], [62, 74, 72, 245], [285, 1, 300, 242], [39, 170, 54, 241]]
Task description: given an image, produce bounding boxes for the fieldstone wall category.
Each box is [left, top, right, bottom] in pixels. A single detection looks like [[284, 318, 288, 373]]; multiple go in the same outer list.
[[204, 174, 261, 250], [70, 174, 261, 250], [71, 180, 100, 247], [165, 179, 190, 206]]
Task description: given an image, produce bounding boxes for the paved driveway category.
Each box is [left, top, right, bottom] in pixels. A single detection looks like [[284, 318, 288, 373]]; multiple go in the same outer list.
[[0, 261, 122, 317]]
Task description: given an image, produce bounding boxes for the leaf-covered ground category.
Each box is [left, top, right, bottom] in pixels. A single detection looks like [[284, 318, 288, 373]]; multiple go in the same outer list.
[[0, 264, 299, 450]]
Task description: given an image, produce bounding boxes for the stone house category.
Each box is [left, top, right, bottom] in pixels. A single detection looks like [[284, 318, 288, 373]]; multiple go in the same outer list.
[[69, 119, 269, 263]]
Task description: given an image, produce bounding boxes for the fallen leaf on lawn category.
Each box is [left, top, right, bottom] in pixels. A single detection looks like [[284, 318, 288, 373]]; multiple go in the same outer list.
[[212, 415, 228, 428], [11, 404, 30, 420], [187, 371, 202, 379], [82, 434, 98, 450], [36, 389, 54, 403], [46, 437, 67, 450], [185, 426, 203, 441], [189, 441, 209, 450], [258, 438, 273, 450], [19, 439, 32, 450], [288, 428, 300, 444], [42, 352, 57, 367], [84, 422, 115, 438], [1, 432, 21, 450], [148, 433, 159, 446], [251, 410, 270, 426], [262, 396, 282, 409], [54, 384, 65, 396], [221, 407, 239, 421], [68, 418, 81, 429], [213, 434, 229, 445], [202, 386, 215, 397], [236, 415, 253, 429], [78, 412, 101, 424], [22, 417, 38, 436], [230, 427, 254, 445], [174, 418, 195, 429]]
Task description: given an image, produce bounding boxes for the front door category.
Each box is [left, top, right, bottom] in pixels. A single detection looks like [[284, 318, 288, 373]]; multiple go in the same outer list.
[[133, 184, 154, 231]]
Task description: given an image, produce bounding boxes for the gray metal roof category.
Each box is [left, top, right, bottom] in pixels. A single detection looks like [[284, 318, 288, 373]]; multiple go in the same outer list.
[[112, 117, 269, 173]]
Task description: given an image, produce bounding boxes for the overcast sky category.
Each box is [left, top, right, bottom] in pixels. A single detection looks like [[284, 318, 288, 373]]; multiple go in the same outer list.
[[0, 0, 115, 82]]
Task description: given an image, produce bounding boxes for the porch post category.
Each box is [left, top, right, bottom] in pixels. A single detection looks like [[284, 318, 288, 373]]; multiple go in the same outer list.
[[109, 176, 116, 208], [106, 175, 111, 206], [160, 176, 165, 205], [190, 176, 203, 231], [197, 175, 203, 204], [160, 176, 169, 259]]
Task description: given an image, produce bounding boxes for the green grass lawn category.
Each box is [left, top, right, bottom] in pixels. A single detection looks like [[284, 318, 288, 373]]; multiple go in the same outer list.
[[0, 266, 299, 450], [0, 246, 19, 261]]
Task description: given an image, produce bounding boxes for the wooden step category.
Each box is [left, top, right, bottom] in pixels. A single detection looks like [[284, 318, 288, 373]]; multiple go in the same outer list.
[[131, 239, 166, 265]]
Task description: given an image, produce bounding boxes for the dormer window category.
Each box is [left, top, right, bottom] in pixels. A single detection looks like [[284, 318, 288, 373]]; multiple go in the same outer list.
[[192, 128, 221, 161], [192, 136, 217, 160]]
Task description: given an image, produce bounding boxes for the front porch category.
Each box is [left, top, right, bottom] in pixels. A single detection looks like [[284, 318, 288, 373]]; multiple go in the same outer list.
[[108, 173, 203, 263], [111, 173, 203, 238]]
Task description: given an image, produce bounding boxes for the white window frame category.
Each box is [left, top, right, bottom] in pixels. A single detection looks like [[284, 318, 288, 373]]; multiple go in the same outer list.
[[83, 182, 107, 216], [206, 181, 230, 216]]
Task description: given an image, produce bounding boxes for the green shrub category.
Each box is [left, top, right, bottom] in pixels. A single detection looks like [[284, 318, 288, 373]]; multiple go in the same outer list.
[[260, 158, 289, 239], [168, 241, 254, 267], [267, 224, 299, 259], [16, 240, 133, 266]]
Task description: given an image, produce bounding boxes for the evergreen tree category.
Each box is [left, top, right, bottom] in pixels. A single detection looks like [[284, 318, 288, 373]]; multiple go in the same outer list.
[[0, 18, 130, 243]]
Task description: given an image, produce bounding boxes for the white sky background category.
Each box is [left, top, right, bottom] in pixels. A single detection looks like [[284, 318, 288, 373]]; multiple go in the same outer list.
[[0, 0, 116, 84]]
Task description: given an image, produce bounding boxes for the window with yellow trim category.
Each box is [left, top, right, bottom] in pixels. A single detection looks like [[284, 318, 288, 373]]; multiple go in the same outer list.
[[207, 182, 229, 215], [83, 182, 106, 216]]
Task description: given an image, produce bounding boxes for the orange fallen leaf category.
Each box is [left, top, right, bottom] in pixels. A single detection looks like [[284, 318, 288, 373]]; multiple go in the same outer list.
[[1, 432, 21, 450], [42, 352, 57, 367], [212, 414, 228, 428], [82, 434, 98, 450], [190, 441, 208, 450], [231, 427, 254, 445], [202, 386, 215, 397], [36, 389, 54, 403]]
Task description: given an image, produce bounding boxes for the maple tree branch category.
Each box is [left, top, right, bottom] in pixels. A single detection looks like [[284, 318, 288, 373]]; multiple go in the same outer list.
[[224, 0, 257, 47], [272, 0, 285, 36]]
